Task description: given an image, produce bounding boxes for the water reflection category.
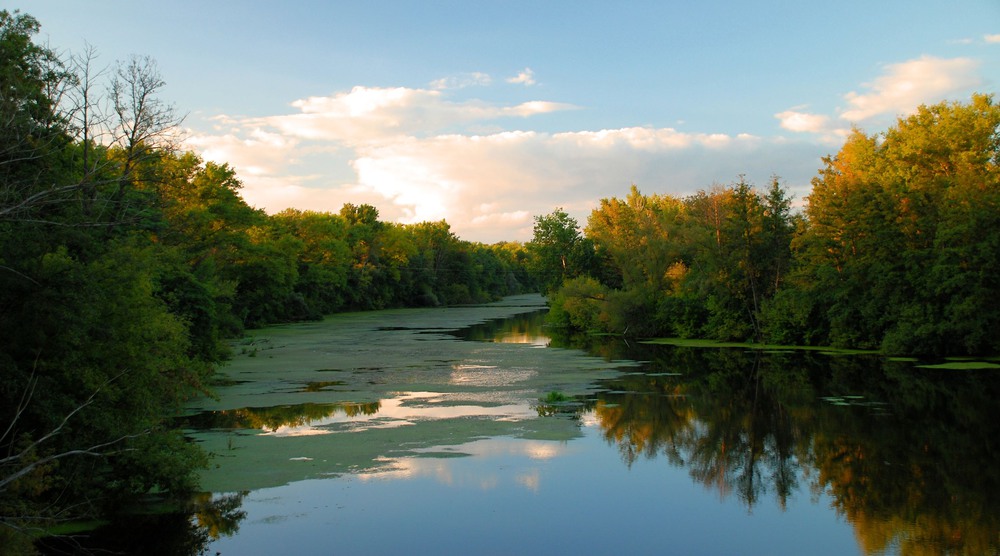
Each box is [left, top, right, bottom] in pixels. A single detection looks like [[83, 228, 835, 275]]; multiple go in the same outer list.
[[588, 347, 1000, 554], [205, 314, 1000, 554], [182, 392, 536, 437], [356, 438, 570, 492], [451, 309, 551, 346], [181, 401, 381, 432], [59, 309, 1000, 555], [36, 492, 248, 556]]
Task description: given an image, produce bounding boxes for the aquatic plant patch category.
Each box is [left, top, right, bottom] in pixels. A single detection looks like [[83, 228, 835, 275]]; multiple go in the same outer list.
[[185, 295, 639, 492]]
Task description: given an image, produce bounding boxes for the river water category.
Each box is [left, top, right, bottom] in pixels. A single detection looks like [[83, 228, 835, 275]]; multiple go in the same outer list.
[[40, 294, 1000, 555]]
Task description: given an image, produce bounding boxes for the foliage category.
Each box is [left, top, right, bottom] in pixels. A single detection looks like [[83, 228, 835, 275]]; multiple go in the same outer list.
[[542, 391, 570, 403], [525, 208, 596, 293], [548, 179, 796, 342], [786, 94, 1000, 354], [546, 275, 608, 331], [545, 95, 998, 357]]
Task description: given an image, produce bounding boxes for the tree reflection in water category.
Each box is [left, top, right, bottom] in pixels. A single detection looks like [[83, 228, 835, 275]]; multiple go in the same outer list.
[[51, 313, 998, 555], [588, 344, 1000, 555], [181, 400, 382, 432], [190, 491, 248, 543], [36, 491, 248, 556]]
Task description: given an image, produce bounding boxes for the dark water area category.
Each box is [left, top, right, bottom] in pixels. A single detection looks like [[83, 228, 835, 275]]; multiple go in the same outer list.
[[39, 305, 1000, 555]]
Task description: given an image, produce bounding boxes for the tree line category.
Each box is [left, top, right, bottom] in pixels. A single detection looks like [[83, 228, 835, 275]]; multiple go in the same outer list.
[[533, 94, 1000, 357], [0, 10, 533, 550]]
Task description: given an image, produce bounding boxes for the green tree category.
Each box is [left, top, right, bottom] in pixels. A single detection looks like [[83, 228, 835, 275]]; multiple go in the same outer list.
[[272, 209, 351, 316], [486, 240, 535, 294], [526, 208, 594, 293], [0, 14, 213, 545], [405, 220, 461, 305], [585, 185, 686, 293], [0, 10, 75, 224], [546, 275, 609, 331], [152, 152, 263, 339], [680, 178, 794, 341], [788, 95, 1000, 354], [879, 94, 1000, 354]]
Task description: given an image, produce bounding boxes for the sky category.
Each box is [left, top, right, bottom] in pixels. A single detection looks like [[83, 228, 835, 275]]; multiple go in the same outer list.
[[16, 0, 1000, 242]]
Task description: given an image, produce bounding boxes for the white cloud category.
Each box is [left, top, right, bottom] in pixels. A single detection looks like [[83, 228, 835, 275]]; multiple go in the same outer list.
[[503, 100, 579, 117], [430, 72, 493, 90], [346, 128, 815, 241], [775, 109, 830, 133], [839, 56, 981, 122], [251, 86, 576, 144], [186, 125, 300, 176], [984, 33, 1000, 44], [507, 68, 536, 86]]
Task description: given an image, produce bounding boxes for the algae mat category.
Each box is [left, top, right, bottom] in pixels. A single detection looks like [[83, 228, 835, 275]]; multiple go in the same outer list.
[[183, 294, 639, 493]]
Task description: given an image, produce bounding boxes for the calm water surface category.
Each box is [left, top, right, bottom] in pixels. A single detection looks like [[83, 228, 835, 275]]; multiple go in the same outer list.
[[42, 296, 1000, 555]]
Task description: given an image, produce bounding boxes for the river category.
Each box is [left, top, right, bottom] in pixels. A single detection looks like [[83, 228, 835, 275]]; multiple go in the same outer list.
[[40, 294, 1000, 555]]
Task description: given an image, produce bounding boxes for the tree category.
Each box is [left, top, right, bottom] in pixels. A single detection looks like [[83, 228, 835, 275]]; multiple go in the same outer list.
[[585, 185, 685, 293], [405, 220, 459, 305], [680, 179, 792, 341], [272, 209, 351, 315], [0, 14, 211, 544], [110, 55, 183, 184], [786, 94, 1000, 354], [0, 10, 75, 224], [526, 208, 593, 293], [1, 239, 212, 540]]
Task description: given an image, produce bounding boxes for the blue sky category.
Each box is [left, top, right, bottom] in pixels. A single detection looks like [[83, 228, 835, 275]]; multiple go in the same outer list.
[[18, 1, 1000, 242]]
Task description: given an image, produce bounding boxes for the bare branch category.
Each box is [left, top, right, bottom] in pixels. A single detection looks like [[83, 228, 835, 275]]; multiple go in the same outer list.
[[0, 371, 37, 446], [0, 369, 133, 493], [0, 433, 143, 492], [64, 43, 114, 182], [111, 55, 185, 167]]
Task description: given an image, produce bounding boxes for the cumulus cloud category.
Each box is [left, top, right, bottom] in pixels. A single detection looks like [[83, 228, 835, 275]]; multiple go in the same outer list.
[[252, 86, 576, 144], [347, 128, 815, 241], [186, 123, 301, 176], [984, 33, 1000, 44], [507, 68, 536, 86], [839, 56, 981, 122], [775, 109, 830, 133], [185, 86, 821, 242], [775, 54, 984, 146]]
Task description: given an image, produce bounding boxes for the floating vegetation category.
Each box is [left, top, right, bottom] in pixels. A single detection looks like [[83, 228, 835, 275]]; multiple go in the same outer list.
[[916, 361, 1000, 370], [542, 390, 570, 403], [301, 380, 348, 392], [641, 337, 876, 355], [534, 390, 587, 417], [820, 395, 892, 415], [412, 451, 470, 459]]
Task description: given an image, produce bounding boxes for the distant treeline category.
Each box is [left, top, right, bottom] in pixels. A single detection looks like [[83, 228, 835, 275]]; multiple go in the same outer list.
[[534, 94, 1000, 357]]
